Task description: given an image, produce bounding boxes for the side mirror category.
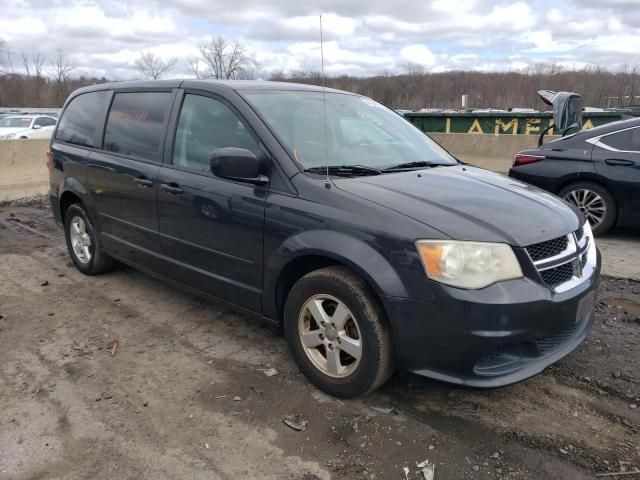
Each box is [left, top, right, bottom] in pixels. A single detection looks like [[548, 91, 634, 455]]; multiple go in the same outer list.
[[33, 124, 42, 130], [210, 147, 268, 185]]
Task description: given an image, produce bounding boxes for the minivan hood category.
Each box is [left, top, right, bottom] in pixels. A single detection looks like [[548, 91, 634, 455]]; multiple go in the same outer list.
[[334, 165, 580, 246]]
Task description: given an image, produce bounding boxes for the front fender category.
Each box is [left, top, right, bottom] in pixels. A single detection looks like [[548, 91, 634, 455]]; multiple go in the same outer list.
[[263, 229, 410, 320]]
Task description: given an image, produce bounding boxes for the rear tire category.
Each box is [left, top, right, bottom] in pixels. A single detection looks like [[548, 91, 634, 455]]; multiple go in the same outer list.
[[559, 182, 617, 235], [64, 203, 116, 275], [284, 266, 394, 398]]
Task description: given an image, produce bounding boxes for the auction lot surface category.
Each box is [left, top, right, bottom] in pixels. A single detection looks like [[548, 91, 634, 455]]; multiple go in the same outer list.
[[1, 198, 639, 480]]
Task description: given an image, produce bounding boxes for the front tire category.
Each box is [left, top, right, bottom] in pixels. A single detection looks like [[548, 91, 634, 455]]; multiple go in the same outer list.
[[64, 203, 115, 275], [559, 182, 616, 235], [284, 266, 394, 398]]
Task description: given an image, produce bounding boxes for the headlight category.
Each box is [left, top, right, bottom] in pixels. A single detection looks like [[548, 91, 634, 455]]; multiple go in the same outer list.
[[3, 133, 16, 139], [416, 240, 523, 289]]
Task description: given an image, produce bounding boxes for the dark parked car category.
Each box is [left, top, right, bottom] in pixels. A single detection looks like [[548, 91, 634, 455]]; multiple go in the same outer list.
[[49, 80, 600, 397], [509, 117, 640, 235]]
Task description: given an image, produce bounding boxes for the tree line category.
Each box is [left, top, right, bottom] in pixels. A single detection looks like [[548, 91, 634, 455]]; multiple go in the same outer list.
[[0, 38, 102, 107], [0, 36, 259, 107], [1, 36, 639, 110], [271, 64, 640, 110]]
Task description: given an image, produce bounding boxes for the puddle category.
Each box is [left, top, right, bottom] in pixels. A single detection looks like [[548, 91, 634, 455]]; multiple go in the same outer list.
[[602, 297, 640, 317]]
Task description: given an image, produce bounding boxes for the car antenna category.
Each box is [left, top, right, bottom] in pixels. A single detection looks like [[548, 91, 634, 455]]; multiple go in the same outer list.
[[320, 14, 331, 189]]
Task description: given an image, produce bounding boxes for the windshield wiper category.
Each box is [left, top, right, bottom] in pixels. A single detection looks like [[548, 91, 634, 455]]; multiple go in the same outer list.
[[304, 165, 382, 177], [382, 161, 445, 171]]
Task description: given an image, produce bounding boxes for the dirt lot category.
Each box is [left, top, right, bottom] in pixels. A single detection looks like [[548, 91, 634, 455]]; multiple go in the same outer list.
[[0, 197, 639, 480]]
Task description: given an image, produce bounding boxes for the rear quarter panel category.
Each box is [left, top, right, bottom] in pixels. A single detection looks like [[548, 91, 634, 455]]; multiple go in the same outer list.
[[49, 142, 94, 223], [509, 142, 596, 193]]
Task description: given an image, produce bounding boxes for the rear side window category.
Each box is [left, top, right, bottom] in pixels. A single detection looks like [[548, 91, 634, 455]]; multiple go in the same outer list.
[[103, 92, 172, 162], [56, 91, 109, 147], [601, 129, 631, 150], [35, 117, 56, 127]]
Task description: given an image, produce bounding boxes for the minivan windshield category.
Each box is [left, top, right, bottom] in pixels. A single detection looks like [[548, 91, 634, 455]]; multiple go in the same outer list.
[[241, 90, 457, 171], [0, 117, 32, 128]]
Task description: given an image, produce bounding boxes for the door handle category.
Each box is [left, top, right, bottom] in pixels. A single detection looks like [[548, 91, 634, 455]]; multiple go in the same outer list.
[[133, 177, 154, 188], [605, 158, 635, 166], [160, 183, 184, 195]]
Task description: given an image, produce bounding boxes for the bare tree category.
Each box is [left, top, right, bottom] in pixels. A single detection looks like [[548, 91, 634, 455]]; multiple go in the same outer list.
[[49, 49, 74, 84], [32, 51, 45, 78], [49, 49, 75, 104], [405, 62, 426, 77], [187, 56, 203, 79], [134, 51, 177, 80], [21, 51, 31, 77], [198, 36, 257, 80], [0, 39, 15, 75], [18, 50, 45, 78]]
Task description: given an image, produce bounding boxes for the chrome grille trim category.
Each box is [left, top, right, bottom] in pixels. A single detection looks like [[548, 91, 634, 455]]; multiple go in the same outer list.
[[531, 234, 576, 270], [525, 228, 593, 292]]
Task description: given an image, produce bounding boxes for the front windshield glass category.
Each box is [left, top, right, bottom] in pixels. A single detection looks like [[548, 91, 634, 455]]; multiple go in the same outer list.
[[0, 117, 32, 128], [241, 90, 457, 170]]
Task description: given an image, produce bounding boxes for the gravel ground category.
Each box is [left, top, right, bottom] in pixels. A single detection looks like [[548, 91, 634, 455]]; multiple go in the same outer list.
[[0, 197, 638, 480]]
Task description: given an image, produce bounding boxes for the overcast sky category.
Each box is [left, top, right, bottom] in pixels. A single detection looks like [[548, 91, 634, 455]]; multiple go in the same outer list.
[[2, 0, 640, 79]]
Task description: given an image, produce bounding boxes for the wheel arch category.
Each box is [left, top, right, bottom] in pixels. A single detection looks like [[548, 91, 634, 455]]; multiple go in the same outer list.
[[59, 190, 83, 220], [57, 176, 92, 222], [556, 175, 620, 222], [264, 230, 409, 324]]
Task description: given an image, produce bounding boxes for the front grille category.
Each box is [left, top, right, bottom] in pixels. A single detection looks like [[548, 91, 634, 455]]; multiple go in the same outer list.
[[540, 262, 575, 288], [535, 323, 580, 354], [526, 228, 588, 291], [526, 236, 568, 261]]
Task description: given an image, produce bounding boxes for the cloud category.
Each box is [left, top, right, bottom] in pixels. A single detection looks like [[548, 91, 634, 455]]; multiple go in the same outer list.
[[400, 45, 436, 66], [0, 0, 639, 80]]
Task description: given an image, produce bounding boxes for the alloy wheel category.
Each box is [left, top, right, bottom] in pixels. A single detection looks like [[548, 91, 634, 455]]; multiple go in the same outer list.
[[563, 188, 606, 229], [298, 294, 362, 378], [69, 216, 92, 264]]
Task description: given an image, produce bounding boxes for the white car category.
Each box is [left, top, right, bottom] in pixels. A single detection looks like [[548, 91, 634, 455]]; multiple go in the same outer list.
[[0, 115, 58, 140]]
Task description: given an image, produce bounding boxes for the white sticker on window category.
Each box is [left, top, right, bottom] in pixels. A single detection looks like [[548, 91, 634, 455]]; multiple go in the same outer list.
[[361, 97, 385, 109]]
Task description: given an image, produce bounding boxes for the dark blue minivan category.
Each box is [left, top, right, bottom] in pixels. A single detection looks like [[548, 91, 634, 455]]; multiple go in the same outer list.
[[49, 80, 600, 397]]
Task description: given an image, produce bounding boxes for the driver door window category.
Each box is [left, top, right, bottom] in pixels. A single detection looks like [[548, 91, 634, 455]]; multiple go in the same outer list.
[[172, 94, 259, 173]]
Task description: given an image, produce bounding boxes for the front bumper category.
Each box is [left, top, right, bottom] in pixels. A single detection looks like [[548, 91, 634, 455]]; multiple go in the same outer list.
[[384, 249, 601, 388]]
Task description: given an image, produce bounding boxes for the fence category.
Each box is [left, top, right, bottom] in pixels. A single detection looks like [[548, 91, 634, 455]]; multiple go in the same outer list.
[[407, 111, 624, 135]]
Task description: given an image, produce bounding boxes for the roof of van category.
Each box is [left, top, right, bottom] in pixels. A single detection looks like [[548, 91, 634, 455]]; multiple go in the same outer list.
[[70, 79, 356, 97]]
